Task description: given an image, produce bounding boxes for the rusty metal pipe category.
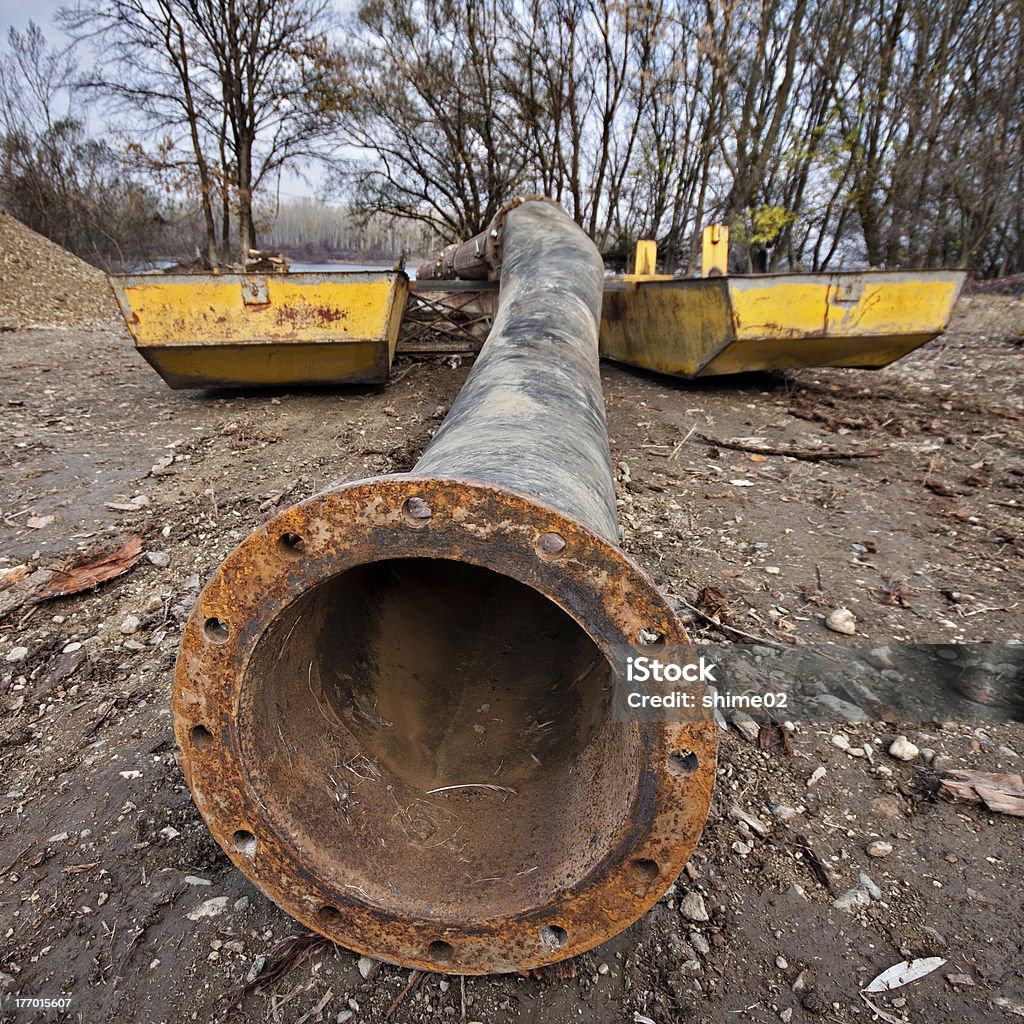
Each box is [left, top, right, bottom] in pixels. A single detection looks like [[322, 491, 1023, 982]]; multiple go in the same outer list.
[[174, 200, 716, 974], [415, 225, 497, 281]]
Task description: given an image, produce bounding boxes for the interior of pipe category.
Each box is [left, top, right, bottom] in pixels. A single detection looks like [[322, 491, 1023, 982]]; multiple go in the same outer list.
[[238, 557, 642, 924]]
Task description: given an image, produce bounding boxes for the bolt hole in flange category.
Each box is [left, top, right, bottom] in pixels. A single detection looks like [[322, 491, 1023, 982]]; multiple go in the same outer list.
[[190, 724, 214, 749], [668, 749, 699, 777], [428, 940, 454, 965], [631, 858, 660, 883], [402, 496, 432, 525], [278, 532, 305, 557], [204, 616, 230, 643], [535, 531, 566, 559], [232, 830, 258, 857], [318, 905, 341, 924], [539, 924, 569, 949]]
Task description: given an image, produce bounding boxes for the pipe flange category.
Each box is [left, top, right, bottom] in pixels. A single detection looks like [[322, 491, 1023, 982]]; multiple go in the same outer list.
[[174, 475, 716, 973]]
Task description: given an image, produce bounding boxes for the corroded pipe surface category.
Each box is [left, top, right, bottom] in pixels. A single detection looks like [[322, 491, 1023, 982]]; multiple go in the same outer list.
[[174, 200, 716, 974], [415, 227, 497, 281]]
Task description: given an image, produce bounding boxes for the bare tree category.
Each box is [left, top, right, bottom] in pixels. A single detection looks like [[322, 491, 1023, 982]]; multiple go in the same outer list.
[[0, 22, 171, 267], [330, 0, 527, 242], [61, 0, 342, 265]]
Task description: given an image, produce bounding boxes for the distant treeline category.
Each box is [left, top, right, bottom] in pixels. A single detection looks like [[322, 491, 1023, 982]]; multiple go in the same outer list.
[[261, 199, 439, 263], [1, 0, 1021, 275]]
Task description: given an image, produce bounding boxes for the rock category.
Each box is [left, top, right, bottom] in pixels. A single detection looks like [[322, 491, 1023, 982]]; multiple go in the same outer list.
[[772, 804, 803, 821], [120, 614, 141, 635], [5, 646, 28, 663], [807, 766, 827, 787], [680, 891, 710, 922], [63, 642, 82, 654], [689, 931, 710, 955], [858, 873, 883, 900], [831, 733, 850, 751], [932, 754, 954, 771], [825, 608, 857, 635], [730, 710, 760, 743], [888, 735, 920, 761], [780, 1009, 793, 1023], [728, 805, 771, 836], [777, 956, 789, 969], [357, 956, 375, 979], [234, 896, 249, 912], [833, 885, 871, 913], [792, 969, 814, 994], [245, 955, 266, 984], [833, 873, 881, 913], [598, 963, 609, 975], [815, 695, 870, 722], [145, 594, 164, 613], [146, 551, 171, 568], [866, 647, 894, 670], [732, 840, 754, 856], [920, 747, 936, 764], [867, 841, 893, 859], [183, 875, 211, 886], [187, 896, 229, 921]]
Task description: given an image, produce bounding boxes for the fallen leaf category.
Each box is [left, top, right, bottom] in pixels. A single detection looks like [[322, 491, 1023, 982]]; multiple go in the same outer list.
[[39, 537, 144, 600], [864, 957, 947, 993]]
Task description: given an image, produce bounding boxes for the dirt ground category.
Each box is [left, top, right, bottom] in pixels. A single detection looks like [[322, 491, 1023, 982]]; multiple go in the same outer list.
[[1, 294, 1023, 1024]]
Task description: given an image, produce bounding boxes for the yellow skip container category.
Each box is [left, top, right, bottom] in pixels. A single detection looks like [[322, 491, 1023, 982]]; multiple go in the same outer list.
[[110, 271, 408, 389], [601, 237, 965, 379]]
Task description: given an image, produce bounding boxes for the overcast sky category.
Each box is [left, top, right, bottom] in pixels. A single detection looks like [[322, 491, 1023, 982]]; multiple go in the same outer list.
[[1, 0, 67, 36]]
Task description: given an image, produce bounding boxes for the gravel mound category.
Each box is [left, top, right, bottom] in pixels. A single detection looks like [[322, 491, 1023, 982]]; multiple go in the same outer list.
[[0, 210, 120, 330]]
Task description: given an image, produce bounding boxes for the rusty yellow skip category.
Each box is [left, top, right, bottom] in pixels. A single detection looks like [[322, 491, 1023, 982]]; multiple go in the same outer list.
[[110, 225, 964, 389], [110, 271, 407, 388], [602, 226, 965, 378]]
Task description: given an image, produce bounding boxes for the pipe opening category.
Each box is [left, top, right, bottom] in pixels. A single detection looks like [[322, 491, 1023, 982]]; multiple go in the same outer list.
[[238, 557, 642, 922]]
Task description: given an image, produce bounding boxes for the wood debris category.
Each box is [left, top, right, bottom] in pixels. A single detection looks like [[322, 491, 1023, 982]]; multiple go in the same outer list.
[[938, 769, 1024, 818]]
